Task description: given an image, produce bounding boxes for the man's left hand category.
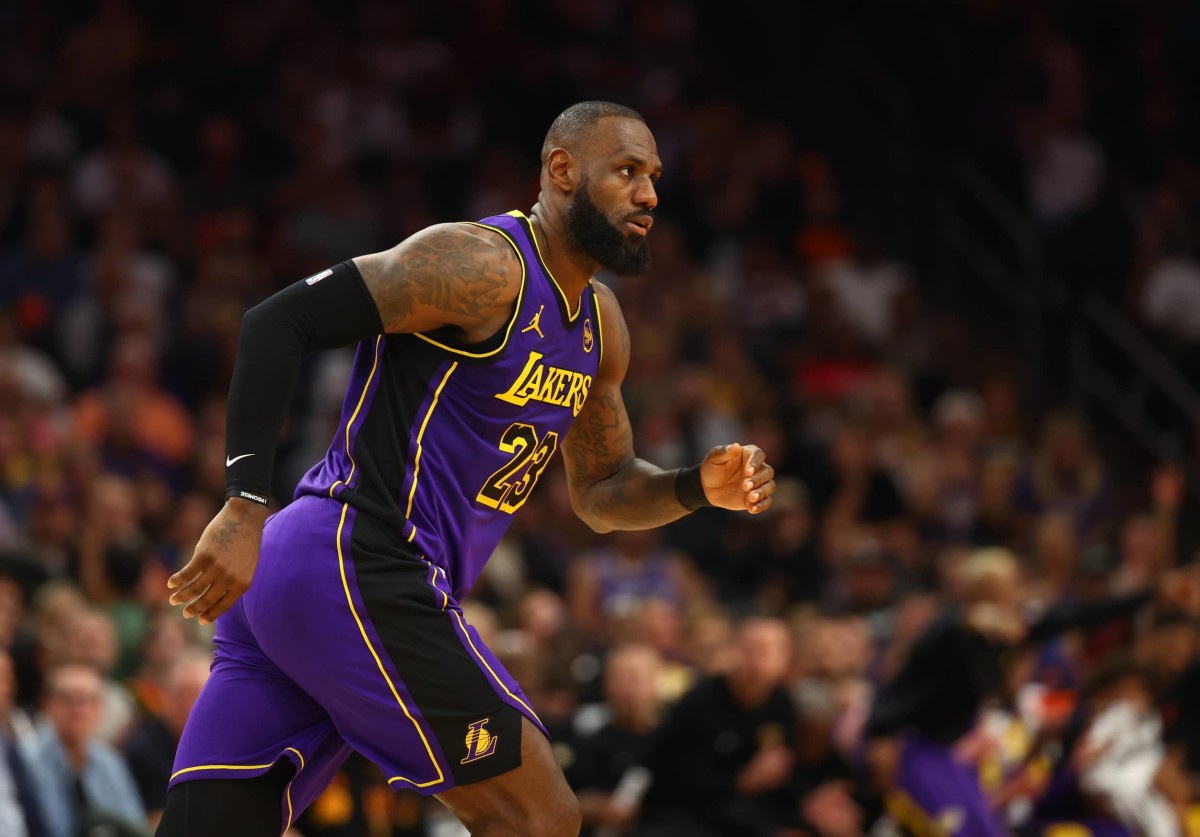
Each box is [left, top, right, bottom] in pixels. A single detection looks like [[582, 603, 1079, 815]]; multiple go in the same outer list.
[[700, 443, 775, 514]]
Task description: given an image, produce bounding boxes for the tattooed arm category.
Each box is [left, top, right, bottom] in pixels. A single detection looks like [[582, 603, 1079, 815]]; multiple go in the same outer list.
[[169, 225, 522, 624], [355, 223, 523, 339], [562, 283, 776, 533]]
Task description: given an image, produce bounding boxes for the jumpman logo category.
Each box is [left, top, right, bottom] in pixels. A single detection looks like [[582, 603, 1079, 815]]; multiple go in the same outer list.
[[522, 305, 545, 339]]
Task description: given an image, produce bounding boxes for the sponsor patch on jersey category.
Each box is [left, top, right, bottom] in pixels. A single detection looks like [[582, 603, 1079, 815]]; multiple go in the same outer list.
[[583, 317, 594, 353], [305, 268, 333, 285]]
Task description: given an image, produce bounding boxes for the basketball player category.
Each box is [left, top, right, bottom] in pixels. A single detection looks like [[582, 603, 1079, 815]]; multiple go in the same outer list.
[[158, 102, 777, 837]]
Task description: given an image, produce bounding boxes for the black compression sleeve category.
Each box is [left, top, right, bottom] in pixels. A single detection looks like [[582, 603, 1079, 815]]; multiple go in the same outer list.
[[224, 261, 383, 505], [1025, 588, 1153, 644]]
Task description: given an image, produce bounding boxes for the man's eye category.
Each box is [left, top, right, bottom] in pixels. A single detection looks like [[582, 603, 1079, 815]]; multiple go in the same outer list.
[[620, 166, 633, 176]]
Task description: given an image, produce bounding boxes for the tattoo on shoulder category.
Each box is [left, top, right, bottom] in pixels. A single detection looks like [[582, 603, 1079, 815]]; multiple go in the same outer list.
[[360, 226, 520, 333]]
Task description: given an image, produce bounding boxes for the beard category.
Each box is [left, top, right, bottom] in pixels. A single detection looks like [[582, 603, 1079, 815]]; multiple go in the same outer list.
[[564, 177, 650, 276]]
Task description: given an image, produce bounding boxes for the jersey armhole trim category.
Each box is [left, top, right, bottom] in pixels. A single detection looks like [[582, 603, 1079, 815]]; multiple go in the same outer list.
[[410, 222, 528, 360], [591, 284, 604, 367], [508, 210, 583, 324]]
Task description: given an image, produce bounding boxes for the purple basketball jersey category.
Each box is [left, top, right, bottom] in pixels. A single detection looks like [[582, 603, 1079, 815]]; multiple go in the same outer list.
[[295, 211, 602, 598]]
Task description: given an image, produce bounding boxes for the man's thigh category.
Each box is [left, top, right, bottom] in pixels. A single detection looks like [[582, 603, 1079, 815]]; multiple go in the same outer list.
[[437, 717, 579, 836]]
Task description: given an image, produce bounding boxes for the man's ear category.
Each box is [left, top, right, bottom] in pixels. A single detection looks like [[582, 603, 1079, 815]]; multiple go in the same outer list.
[[545, 147, 578, 194]]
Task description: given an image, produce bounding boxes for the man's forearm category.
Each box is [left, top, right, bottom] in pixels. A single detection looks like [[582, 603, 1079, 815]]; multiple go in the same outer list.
[[225, 262, 382, 501], [574, 459, 692, 533]]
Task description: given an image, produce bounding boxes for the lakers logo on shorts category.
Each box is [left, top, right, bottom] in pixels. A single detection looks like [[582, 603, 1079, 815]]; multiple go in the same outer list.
[[583, 318, 594, 353], [461, 718, 499, 764]]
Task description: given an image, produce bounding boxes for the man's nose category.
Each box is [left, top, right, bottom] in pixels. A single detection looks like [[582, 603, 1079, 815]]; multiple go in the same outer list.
[[634, 179, 658, 210]]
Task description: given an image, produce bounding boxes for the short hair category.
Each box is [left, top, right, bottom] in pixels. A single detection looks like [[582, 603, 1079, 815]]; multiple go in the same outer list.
[[956, 548, 1020, 601], [44, 662, 102, 697], [541, 101, 645, 164]]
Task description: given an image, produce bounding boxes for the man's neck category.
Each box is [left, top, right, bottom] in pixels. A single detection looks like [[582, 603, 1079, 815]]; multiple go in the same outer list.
[[528, 203, 596, 303], [726, 674, 774, 710], [612, 707, 657, 736], [63, 740, 88, 772]]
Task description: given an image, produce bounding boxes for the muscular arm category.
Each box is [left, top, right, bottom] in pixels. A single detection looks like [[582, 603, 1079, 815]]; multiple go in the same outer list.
[[354, 223, 522, 340], [170, 225, 521, 623], [562, 283, 775, 533], [562, 287, 681, 532]]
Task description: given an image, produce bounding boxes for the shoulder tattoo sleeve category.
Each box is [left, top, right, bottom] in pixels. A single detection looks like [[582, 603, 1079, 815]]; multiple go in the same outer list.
[[354, 224, 521, 335]]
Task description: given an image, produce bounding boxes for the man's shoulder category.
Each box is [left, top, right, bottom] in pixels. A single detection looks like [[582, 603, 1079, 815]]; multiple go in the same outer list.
[[676, 674, 725, 710]]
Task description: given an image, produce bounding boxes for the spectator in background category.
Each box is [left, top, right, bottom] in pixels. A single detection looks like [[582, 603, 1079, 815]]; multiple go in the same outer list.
[[24, 663, 145, 837], [574, 644, 662, 836], [123, 648, 210, 824], [1140, 247, 1200, 348], [72, 109, 175, 223], [125, 610, 190, 718], [1033, 661, 1186, 837], [813, 226, 913, 351], [811, 420, 907, 560], [867, 548, 1194, 836], [567, 529, 694, 643], [72, 333, 195, 471], [58, 606, 135, 744], [823, 536, 903, 622], [0, 649, 46, 837], [1027, 513, 1081, 606], [0, 307, 68, 408], [1011, 410, 1114, 546], [637, 617, 796, 837], [0, 207, 84, 346], [753, 479, 822, 610], [863, 366, 929, 483]]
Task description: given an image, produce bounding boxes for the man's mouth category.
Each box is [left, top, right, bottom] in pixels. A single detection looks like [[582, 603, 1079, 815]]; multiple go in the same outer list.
[[625, 216, 653, 236]]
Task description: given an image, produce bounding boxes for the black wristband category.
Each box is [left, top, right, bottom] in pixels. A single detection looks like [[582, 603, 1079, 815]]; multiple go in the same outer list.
[[674, 464, 712, 511], [225, 488, 270, 507]]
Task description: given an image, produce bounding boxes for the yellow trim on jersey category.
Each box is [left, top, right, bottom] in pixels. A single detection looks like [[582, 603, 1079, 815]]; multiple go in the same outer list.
[[509, 210, 583, 322], [404, 362, 459, 543], [884, 790, 942, 837], [329, 335, 384, 497], [170, 761, 277, 782], [168, 746, 305, 802], [592, 285, 605, 368], [282, 747, 306, 831], [411, 221, 528, 359], [336, 503, 445, 789], [449, 606, 543, 727], [422, 558, 450, 611]]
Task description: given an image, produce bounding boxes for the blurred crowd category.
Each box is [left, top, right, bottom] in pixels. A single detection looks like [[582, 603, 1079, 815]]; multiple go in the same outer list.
[[2, 1, 1200, 836]]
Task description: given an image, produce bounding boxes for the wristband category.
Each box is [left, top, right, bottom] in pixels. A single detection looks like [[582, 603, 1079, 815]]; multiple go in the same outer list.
[[225, 488, 270, 507], [674, 465, 712, 511]]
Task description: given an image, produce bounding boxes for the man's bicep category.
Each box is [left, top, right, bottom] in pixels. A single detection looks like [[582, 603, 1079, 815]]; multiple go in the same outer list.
[[353, 223, 520, 335]]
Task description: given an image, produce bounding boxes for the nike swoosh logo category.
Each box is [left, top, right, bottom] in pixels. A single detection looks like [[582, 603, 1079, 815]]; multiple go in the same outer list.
[[226, 454, 256, 467]]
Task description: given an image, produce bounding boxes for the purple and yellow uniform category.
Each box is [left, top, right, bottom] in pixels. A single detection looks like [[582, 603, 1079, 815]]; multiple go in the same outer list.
[[171, 211, 603, 825]]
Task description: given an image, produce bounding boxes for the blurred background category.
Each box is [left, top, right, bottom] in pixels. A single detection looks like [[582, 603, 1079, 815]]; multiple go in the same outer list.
[[3, 0, 1200, 835]]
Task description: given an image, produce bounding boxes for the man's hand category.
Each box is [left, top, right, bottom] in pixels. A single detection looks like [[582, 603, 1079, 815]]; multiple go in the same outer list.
[[168, 499, 268, 625], [700, 443, 775, 514], [965, 602, 1026, 644], [735, 744, 793, 796], [1157, 564, 1200, 616], [800, 781, 864, 837]]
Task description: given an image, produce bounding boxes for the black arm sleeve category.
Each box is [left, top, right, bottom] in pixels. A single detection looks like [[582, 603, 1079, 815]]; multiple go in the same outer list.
[[1025, 589, 1153, 645], [224, 261, 383, 504]]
